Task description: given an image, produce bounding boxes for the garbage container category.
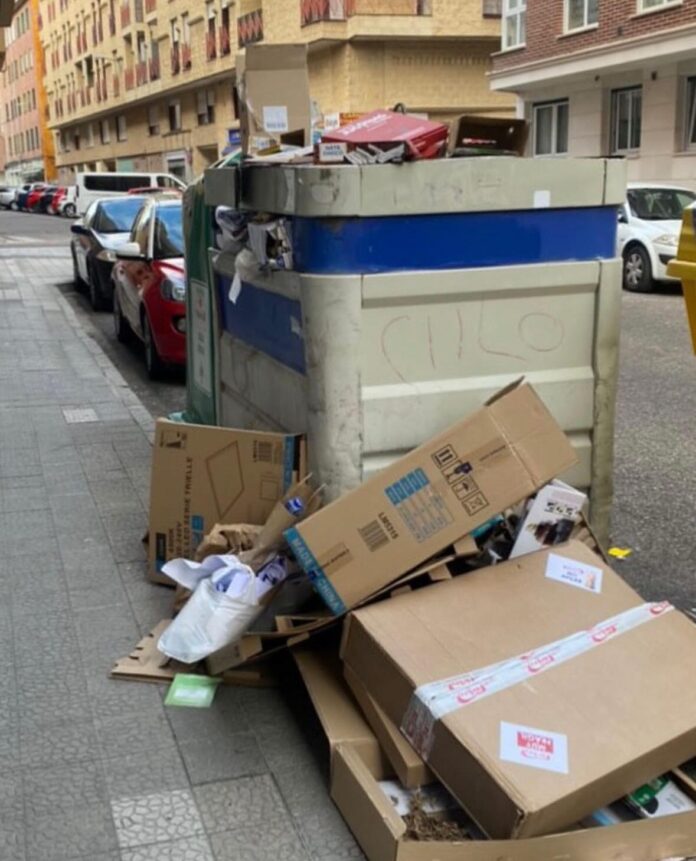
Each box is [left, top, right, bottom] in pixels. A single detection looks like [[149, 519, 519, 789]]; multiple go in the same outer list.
[[202, 157, 626, 543], [667, 203, 696, 354]]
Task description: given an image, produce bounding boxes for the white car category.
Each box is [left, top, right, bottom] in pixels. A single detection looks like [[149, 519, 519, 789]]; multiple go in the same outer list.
[[0, 186, 16, 208], [618, 183, 696, 292]]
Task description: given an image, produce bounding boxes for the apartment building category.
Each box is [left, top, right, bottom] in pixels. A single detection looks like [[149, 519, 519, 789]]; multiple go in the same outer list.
[[40, 0, 513, 184], [0, 0, 44, 183], [490, 0, 696, 188]]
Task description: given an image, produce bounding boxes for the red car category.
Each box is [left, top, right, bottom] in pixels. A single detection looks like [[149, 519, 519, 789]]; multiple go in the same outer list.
[[48, 186, 68, 214], [25, 184, 47, 211], [111, 196, 186, 378]]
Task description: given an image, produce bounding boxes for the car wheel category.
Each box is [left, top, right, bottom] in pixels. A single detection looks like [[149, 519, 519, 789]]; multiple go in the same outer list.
[[64, 203, 76, 218], [142, 313, 165, 380], [9, 201, 17, 211], [71, 248, 83, 289], [623, 245, 654, 293], [88, 261, 111, 311], [113, 289, 132, 344]]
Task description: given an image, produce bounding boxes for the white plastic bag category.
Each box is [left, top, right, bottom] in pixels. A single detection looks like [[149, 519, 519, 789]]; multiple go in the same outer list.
[[158, 574, 261, 664]]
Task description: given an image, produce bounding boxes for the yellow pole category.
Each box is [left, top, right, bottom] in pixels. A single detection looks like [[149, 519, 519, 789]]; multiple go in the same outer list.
[[29, 0, 56, 181]]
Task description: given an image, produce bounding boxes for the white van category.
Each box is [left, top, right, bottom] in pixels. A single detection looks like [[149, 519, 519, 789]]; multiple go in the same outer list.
[[74, 171, 186, 214]]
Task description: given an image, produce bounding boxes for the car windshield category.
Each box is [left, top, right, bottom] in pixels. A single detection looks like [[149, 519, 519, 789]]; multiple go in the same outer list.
[[95, 198, 145, 233], [153, 204, 184, 258], [627, 188, 696, 221]]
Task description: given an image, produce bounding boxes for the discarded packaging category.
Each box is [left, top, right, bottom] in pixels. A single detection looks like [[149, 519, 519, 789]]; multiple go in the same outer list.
[[510, 479, 586, 559], [626, 776, 696, 819], [341, 540, 696, 838], [322, 110, 449, 161], [164, 673, 220, 708], [148, 419, 304, 583], [286, 382, 576, 615], [448, 115, 529, 158]]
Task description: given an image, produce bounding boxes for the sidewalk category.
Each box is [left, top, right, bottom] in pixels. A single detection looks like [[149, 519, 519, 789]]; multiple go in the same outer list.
[[0, 247, 362, 861]]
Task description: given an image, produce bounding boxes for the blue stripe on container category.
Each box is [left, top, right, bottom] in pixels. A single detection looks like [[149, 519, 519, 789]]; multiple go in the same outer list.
[[291, 207, 617, 274], [284, 527, 347, 616], [217, 276, 306, 374]]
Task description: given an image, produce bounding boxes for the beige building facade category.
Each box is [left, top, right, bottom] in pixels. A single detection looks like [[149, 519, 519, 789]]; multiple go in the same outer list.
[[40, 0, 513, 184]]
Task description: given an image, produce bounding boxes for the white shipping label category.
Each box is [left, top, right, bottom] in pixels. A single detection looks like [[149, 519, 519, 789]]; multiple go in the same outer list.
[[263, 106, 289, 134], [545, 553, 603, 594], [533, 189, 551, 208], [500, 722, 569, 775], [190, 279, 212, 397]]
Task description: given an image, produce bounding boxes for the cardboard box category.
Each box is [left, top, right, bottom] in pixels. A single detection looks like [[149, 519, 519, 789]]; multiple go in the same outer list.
[[287, 382, 577, 615], [344, 664, 432, 789], [341, 540, 696, 838], [510, 480, 587, 559], [449, 115, 529, 157], [236, 44, 311, 156], [332, 742, 696, 861], [322, 110, 449, 160], [148, 419, 304, 583]]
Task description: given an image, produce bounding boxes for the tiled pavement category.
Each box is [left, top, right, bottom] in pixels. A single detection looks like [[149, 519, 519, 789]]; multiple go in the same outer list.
[[0, 248, 363, 861]]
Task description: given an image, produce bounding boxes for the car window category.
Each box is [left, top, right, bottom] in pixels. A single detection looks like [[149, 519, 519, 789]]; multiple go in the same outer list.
[[83, 201, 99, 227], [627, 188, 696, 221], [131, 204, 153, 255], [93, 198, 144, 233], [153, 204, 184, 259]]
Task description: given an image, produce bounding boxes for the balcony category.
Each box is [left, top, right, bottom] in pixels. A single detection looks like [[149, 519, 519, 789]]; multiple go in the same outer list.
[[206, 30, 216, 60], [149, 55, 160, 80], [124, 66, 135, 90], [237, 9, 262, 47], [120, 3, 130, 28], [170, 44, 180, 75], [301, 0, 352, 25], [135, 60, 147, 85], [219, 24, 231, 55], [181, 42, 191, 70]]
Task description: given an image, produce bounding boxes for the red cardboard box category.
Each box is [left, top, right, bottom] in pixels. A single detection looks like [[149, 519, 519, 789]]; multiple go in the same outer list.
[[322, 110, 448, 160]]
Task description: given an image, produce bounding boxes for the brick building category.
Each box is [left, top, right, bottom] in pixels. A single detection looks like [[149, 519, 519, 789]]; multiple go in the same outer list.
[[40, 0, 514, 184], [0, 0, 44, 183], [490, 0, 696, 187]]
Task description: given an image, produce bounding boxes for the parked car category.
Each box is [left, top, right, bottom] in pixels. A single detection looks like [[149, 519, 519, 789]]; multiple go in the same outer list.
[[0, 186, 16, 208], [618, 183, 696, 292], [56, 186, 78, 217], [127, 186, 183, 196], [47, 186, 67, 215], [14, 187, 32, 211], [111, 196, 186, 379], [75, 171, 186, 215], [25, 184, 48, 212], [70, 196, 146, 311], [36, 186, 59, 213]]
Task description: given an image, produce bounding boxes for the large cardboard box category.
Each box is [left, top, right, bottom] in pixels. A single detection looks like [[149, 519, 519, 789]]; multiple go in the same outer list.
[[148, 419, 304, 582], [236, 44, 311, 156], [287, 382, 576, 615], [341, 540, 696, 838]]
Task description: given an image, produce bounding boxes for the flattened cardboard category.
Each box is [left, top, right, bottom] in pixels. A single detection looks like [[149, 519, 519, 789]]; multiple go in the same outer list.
[[237, 44, 311, 156], [293, 648, 385, 776], [341, 541, 696, 838], [332, 742, 696, 861], [287, 383, 576, 615], [344, 664, 432, 789], [148, 419, 303, 583]]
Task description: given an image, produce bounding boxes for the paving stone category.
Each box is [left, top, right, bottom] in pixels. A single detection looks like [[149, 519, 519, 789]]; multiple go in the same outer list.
[[111, 789, 205, 849], [120, 836, 214, 861], [95, 709, 177, 761], [25, 803, 118, 860], [193, 775, 284, 834], [209, 818, 307, 861], [19, 717, 99, 768], [103, 746, 190, 800], [178, 732, 268, 786]]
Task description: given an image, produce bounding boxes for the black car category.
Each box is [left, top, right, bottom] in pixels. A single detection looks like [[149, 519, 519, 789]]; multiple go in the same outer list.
[[70, 196, 146, 310], [36, 186, 59, 214]]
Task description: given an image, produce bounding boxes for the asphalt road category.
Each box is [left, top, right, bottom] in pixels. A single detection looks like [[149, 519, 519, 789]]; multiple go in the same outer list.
[[0, 207, 186, 419], [0, 208, 694, 611]]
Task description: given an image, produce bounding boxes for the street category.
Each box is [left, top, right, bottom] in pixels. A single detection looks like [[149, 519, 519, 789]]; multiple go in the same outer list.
[[0, 209, 694, 860]]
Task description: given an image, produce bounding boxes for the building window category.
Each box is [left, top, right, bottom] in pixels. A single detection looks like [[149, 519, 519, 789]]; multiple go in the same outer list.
[[116, 114, 127, 141], [611, 86, 642, 154], [86, 123, 95, 147], [148, 104, 160, 136], [100, 118, 111, 144], [566, 0, 598, 29], [639, 0, 680, 9], [502, 0, 526, 50], [196, 88, 215, 125], [533, 100, 569, 156], [168, 99, 182, 132]]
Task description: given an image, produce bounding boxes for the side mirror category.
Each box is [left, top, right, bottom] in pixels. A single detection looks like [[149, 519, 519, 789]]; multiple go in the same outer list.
[[115, 241, 145, 260], [618, 209, 628, 224], [70, 222, 88, 235]]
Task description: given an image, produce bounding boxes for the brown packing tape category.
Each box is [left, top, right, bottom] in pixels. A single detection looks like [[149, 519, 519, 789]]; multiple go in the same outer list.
[[331, 742, 696, 861]]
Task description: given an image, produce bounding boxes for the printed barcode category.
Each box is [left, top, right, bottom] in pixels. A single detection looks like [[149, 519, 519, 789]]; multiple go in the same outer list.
[[254, 441, 275, 463], [358, 520, 389, 552]]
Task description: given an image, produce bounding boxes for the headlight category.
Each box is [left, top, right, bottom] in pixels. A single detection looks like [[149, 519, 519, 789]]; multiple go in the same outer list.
[[97, 249, 118, 262], [654, 234, 678, 247], [160, 275, 186, 302]]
